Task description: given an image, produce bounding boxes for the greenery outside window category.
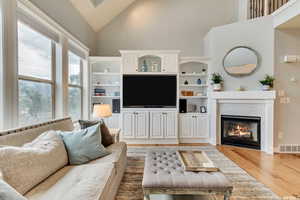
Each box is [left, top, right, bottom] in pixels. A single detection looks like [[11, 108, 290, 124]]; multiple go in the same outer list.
[[17, 21, 56, 126], [68, 51, 83, 121]]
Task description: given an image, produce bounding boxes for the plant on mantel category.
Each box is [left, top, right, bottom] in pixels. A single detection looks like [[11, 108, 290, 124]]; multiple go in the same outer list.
[[259, 75, 275, 91], [211, 73, 223, 91]]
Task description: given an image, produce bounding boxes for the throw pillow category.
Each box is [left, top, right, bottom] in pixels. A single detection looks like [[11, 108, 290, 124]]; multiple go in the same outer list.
[[0, 131, 68, 195], [59, 124, 110, 165], [0, 180, 28, 200], [78, 120, 114, 147]]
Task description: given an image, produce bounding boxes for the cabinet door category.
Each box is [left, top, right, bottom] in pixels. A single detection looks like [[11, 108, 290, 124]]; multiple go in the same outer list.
[[194, 115, 208, 138], [135, 112, 149, 139], [179, 115, 193, 138], [162, 54, 178, 73], [164, 112, 177, 138], [150, 112, 164, 139], [122, 112, 135, 139], [123, 54, 138, 74]]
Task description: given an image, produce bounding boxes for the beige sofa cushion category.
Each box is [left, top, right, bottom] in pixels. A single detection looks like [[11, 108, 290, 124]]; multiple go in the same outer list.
[[25, 163, 115, 200], [25, 142, 127, 200], [0, 131, 68, 195], [90, 142, 127, 165]]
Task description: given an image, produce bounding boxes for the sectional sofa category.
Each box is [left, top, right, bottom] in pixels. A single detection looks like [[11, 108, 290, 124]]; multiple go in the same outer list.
[[0, 117, 127, 200]]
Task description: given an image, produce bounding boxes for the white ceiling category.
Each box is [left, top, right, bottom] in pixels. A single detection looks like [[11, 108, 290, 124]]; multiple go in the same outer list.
[[69, 0, 136, 32]]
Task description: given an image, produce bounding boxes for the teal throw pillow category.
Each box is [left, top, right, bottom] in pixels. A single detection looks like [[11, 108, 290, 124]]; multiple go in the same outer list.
[[59, 124, 110, 165]]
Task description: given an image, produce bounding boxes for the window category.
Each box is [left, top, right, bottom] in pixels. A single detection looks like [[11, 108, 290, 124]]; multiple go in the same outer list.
[[17, 22, 55, 126], [68, 51, 82, 121]]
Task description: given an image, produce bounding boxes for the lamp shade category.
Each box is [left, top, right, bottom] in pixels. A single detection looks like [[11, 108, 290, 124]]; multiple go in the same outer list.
[[93, 104, 112, 118]]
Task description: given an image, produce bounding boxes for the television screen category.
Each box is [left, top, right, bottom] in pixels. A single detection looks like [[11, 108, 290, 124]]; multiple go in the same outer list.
[[123, 75, 177, 108]]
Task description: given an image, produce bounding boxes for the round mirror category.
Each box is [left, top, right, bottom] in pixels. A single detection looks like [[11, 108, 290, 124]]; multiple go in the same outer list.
[[223, 47, 259, 77]]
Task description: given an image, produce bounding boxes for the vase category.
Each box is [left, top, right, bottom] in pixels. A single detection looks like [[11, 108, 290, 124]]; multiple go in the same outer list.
[[213, 83, 222, 91], [262, 85, 270, 91], [197, 79, 202, 85]]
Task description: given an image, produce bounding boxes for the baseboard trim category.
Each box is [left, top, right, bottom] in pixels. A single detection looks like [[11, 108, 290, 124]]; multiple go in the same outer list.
[[121, 138, 179, 145]]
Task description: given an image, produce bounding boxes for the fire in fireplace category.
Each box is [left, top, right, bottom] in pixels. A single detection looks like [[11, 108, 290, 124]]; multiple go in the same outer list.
[[221, 115, 261, 149]]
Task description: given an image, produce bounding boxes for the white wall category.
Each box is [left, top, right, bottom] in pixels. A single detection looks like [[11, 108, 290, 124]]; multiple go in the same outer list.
[[274, 29, 300, 147], [204, 16, 275, 91], [28, 0, 97, 54], [96, 0, 239, 56]]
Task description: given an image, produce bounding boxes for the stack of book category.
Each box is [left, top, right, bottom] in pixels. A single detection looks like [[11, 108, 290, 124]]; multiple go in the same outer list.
[[94, 88, 106, 96]]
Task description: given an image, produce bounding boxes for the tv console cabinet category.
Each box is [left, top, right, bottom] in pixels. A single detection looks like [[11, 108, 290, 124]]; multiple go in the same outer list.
[[89, 51, 210, 144]]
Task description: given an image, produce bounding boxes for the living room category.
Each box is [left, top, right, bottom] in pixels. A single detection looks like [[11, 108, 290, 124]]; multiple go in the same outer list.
[[0, 0, 299, 200]]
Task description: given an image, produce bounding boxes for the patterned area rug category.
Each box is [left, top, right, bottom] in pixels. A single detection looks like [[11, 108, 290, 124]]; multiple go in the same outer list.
[[116, 146, 280, 200]]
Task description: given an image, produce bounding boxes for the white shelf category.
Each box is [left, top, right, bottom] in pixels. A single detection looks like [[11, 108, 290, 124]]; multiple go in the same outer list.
[[180, 84, 208, 87], [93, 84, 120, 87], [93, 72, 120, 76], [180, 73, 207, 77], [180, 96, 208, 99], [92, 96, 120, 98]]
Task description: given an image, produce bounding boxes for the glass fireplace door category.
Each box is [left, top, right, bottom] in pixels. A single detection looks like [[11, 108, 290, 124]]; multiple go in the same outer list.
[[221, 115, 261, 149]]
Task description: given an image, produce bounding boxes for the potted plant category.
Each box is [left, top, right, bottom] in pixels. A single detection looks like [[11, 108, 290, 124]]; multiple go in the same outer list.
[[211, 73, 223, 91], [259, 75, 275, 91]]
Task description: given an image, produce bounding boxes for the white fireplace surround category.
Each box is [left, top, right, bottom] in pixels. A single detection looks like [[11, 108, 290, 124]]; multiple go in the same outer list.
[[210, 91, 276, 154]]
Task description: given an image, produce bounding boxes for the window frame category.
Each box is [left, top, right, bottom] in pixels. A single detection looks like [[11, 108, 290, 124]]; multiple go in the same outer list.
[[17, 21, 57, 124], [67, 51, 83, 121]]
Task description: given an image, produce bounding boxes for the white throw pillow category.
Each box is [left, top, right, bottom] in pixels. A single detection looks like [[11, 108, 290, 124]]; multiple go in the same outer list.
[[0, 130, 68, 195]]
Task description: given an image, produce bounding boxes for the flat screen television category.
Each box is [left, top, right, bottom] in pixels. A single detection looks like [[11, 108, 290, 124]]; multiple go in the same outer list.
[[123, 75, 177, 108]]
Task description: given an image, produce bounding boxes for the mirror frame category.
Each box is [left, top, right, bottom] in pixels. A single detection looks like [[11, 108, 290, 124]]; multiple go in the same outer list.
[[222, 46, 260, 77]]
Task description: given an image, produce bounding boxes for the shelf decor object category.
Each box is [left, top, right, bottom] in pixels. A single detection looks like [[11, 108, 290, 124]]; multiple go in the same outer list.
[[177, 150, 219, 172], [138, 55, 162, 73]]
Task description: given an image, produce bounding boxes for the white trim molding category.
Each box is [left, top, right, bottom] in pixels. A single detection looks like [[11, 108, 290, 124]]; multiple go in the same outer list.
[[17, 0, 90, 56], [210, 91, 276, 154]]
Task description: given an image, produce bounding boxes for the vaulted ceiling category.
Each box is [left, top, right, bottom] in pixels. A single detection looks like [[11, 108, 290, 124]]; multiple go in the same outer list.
[[69, 0, 136, 32]]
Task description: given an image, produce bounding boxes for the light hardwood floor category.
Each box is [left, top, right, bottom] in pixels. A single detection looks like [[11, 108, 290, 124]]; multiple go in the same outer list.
[[128, 144, 300, 198], [217, 145, 300, 198]]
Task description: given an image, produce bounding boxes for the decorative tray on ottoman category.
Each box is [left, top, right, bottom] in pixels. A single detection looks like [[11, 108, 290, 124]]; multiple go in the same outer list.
[[177, 150, 219, 172]]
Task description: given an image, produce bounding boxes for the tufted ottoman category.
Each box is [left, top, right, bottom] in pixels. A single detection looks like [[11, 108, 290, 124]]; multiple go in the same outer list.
[[142, 151, 233, 200]]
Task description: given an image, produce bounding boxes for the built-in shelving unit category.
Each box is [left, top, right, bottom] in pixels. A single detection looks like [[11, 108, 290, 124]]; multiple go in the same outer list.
[[89, 57, 121, 129], [179, 57, 209, 113], [177, 57, 210, 143], [89, 54, 210, 144]]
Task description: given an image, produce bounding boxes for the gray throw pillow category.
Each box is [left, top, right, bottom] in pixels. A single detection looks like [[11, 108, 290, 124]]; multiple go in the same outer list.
[[0, 180, 28, 200], [59, 124, 110, 165], [78, 120, 114, 147]]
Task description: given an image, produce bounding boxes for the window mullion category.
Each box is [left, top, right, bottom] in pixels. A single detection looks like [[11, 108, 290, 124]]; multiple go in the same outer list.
[[51, 41, 56, 120], [18, 75, 53, 84]]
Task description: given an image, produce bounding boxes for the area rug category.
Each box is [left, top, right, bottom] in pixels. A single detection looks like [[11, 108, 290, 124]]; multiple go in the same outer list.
[[115, 146, 280, 200]]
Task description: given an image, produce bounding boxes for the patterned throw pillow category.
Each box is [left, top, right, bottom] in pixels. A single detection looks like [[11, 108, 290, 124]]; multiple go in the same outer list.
[[59, 124, 110, 165], [0, 131, 68, 195], [78, 120, 114, 147]]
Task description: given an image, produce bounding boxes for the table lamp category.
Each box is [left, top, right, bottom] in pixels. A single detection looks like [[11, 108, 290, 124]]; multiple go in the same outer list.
[[93, 104, 112, 119]]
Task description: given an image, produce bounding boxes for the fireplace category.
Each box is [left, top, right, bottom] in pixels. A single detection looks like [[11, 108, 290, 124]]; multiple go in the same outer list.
[[221, 115, 261, 149]]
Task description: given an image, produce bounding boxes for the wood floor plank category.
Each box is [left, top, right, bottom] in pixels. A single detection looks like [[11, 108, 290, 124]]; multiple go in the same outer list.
[[216, 145, 300, 198]]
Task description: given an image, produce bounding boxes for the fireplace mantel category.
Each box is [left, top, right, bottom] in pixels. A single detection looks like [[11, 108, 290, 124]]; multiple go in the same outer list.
[[210, 90, 276, 154], [211, 91, 276, 100]]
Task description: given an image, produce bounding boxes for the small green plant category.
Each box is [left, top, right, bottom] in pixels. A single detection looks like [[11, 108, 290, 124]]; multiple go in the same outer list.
[[259, 75, 275, 88], [211, 73, 223, 84]]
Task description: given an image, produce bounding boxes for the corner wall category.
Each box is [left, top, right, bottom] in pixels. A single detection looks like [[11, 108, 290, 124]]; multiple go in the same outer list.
[[28, 0, 97, 54], [204, 16, 275, 91], [274, 29, 300, 147], [96, 0, 239, 56]]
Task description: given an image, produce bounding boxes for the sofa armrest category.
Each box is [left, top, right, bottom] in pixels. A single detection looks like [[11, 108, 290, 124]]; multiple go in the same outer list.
[[109, 128, 121, 143]]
